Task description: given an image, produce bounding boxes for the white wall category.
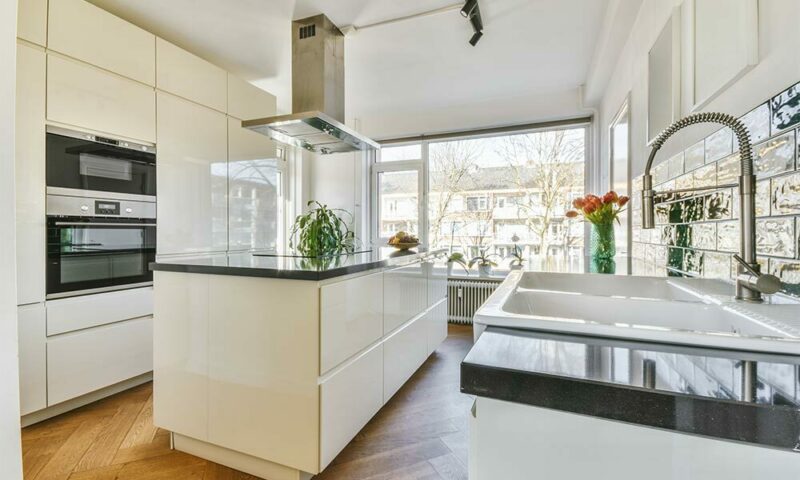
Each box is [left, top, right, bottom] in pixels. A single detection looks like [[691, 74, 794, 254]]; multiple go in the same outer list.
[[0, 0, 23, 477], [593, 0, 800, 187]]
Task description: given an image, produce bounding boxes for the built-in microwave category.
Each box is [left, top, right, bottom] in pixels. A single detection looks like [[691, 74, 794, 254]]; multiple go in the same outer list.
[[46, 126, 156, 199]]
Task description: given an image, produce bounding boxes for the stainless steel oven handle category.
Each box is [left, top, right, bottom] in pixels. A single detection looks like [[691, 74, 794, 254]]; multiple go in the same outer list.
[[54, 222, 156, 227]]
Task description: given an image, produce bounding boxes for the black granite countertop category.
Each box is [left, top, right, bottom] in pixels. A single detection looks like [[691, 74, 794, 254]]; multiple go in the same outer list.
[[150, 247, 446, 281], [462, 326, 800, 452]]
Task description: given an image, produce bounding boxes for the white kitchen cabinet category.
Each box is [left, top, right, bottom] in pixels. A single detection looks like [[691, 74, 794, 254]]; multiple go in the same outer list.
[[426, 259, 448, 307], [157, 38, 227, 112], [227, 117, 280, 252], [383, 314, 428, 403], [47, 53, 156, 142], [18, 304, 46, 415], [320, 271, 383, 374], [15, 42, 46, 306], [425, 300, 448, 356], [47, 316, 153, 406], [227, 74, 277, 120], [48, 0, 156, 85], [383, 262, 428, 334], [320, 344, 383, 469], [17, 0, 47, 46], [156, 91, 228, 255], [46, 287, 153, 336]]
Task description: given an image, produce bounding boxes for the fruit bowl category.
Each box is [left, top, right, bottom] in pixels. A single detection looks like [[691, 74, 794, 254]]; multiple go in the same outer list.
[[389, 241, 420, 251]]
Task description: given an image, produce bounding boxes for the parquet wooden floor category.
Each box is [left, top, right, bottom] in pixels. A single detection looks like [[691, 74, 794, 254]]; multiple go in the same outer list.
[[22, 324, 474, 480]]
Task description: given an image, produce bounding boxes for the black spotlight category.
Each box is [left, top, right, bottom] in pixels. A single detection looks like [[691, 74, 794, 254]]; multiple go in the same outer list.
[[461, 0, 478, 18], [462, 0, 483, 46], [469, 31, 483, 46]]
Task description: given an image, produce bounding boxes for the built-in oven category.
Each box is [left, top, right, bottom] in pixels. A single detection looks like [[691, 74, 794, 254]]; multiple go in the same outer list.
[[46, 195, 156, 299], [45, 126, 157, 299], [46, 125, 156, 200]]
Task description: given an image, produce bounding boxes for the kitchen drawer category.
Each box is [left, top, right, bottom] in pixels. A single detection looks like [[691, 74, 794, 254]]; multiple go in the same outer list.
[[426, 260, 448, 307], [47, 316, 153, 406], [18, 303, 47, 415], [320, 344, 383, 469], [157, 38, 227, 112], [227, 73, 277, 120], [383, 315, 427, 403], [320, 271, 383, 374], [383, 262, 427, 334], [47, 54, 156, 142], [48, 0, 156, 85], [17, 0, 47, 46], [46, 287, 153, 336]]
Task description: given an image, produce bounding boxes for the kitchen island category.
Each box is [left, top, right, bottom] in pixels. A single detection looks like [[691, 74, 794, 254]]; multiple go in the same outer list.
[[150, 248, 448, 480]]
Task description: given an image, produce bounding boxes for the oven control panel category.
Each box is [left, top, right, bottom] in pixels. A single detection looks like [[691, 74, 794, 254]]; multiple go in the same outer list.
[[95, 200, 120, 215]]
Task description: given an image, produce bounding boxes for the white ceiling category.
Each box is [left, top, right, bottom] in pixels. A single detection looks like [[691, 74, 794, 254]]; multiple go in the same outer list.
[[89, 0, 611, 137]]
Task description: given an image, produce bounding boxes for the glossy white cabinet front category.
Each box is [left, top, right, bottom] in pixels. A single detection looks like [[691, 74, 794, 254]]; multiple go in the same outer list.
[[227, 117, 280, 252], [157, 38, 227, 112], [15, 42, 46, 305], [227, 73, 277, 121], [17, 0, 47, 46], [383, 263, 428, 334], [18, 304, 46, 415], [48, 0, 156, 85], [320, 271, 383, 374], [156, 92, 228, 255], [46, 287, 153, 336], [47, 54, 156, 142], [47, 316, 153, 406]]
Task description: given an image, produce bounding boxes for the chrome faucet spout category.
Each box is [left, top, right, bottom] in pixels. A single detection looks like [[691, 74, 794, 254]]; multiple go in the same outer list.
[[640, 112, 779, 302]]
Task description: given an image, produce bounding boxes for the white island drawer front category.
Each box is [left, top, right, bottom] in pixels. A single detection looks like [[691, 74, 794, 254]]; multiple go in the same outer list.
[[383, 315, 428, 403], [425, 300, 448, 356], [47, 316, 153, 406], [321, 271, 383, 373], [383, 262, 428, 334], [47, 54, 156, 143], [320, 344, 383, 470], [46, 287, 153, 336]]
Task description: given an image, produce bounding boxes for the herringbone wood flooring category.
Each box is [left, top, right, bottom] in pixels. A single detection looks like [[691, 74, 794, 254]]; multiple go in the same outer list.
[[22, 325, 474, 480]]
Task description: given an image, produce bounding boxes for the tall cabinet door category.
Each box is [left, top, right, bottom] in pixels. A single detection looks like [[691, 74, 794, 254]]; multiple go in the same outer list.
[[16, 42, 46, 306], [227, 117, 280, 252], [18, 304, 46, 415], [156, 92, 228, 255]]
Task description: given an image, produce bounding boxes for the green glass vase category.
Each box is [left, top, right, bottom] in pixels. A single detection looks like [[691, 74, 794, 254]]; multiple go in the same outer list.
[[590, 222, 616, 260]]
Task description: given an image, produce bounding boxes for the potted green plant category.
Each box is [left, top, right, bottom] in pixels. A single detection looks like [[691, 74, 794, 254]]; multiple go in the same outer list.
[[468, 248, 499, 277], [566, 191, 629, 261], [507, 244, 524, 270], [289, 201, 356, 257], [446, 252, 469, 276]]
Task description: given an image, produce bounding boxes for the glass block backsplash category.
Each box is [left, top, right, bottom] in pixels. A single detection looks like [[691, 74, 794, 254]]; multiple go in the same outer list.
[[631, 81, 800, 297]]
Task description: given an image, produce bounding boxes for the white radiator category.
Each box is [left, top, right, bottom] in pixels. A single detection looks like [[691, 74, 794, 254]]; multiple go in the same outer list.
[[447, 278, 502, 325]]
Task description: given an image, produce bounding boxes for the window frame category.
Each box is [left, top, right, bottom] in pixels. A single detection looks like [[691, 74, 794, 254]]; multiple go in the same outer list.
[[371, 121, 591, 253]]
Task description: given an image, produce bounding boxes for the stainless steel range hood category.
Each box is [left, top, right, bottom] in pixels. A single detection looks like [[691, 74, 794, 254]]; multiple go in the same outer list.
[[243, 14, 379, 154]]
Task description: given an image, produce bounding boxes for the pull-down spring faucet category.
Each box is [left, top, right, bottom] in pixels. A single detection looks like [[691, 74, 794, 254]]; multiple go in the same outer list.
[[641, 112, 781, 302]]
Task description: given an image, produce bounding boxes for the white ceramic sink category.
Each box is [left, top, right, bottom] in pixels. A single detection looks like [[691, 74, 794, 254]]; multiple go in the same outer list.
[[474, 271, 800, 355]]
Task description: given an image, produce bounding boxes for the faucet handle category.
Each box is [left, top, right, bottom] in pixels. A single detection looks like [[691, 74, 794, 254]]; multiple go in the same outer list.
[[732, 255, 760, 277], [733, 255, 782, 295]]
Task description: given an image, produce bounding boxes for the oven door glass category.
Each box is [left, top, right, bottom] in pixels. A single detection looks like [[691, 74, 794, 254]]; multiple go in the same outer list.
[[46, 133, 157, 197], [47, 217, 156, 297]]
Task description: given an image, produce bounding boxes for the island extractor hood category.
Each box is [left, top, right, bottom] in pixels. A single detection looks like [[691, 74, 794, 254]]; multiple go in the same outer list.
[[243, 15, 380, 155]]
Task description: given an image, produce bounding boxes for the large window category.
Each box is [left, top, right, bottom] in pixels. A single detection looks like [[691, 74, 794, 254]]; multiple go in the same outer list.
[[373, 124, 588, 266]]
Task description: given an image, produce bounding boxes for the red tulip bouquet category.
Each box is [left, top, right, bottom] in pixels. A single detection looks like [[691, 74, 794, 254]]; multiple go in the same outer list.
[[566, 191, 629, 260]]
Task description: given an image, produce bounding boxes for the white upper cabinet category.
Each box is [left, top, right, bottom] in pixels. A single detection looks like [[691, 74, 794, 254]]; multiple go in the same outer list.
[[157, 92, 228, 255], [16, 43, 46, 306], [17, 0, 47, 46], [227, 117, 280, 252], [47, 53, 156, 142], [48, 0, 156, 85], [227, 74, 277, 121], [157, 38, 227, 112]]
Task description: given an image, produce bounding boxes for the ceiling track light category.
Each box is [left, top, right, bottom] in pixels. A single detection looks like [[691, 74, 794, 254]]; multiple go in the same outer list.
[[461, 0, 483, 46]]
